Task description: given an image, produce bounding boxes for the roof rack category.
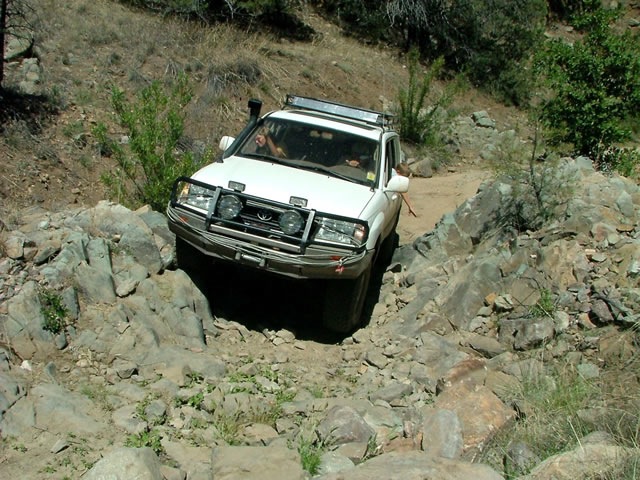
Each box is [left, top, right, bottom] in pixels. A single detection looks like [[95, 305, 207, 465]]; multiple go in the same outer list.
[[284, 94, 394, 128]]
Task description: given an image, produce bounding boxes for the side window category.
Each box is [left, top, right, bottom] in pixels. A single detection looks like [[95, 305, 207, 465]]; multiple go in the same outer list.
[[385, 138, 399, 184]]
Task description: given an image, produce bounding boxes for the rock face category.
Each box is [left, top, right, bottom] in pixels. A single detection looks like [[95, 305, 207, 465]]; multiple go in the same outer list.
[[1, 158, 639, 479]]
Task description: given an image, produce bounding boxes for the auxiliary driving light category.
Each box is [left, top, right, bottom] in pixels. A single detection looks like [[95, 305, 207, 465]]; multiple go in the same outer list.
[[218, 195, 242, 220], [279, 210, 304, 235]]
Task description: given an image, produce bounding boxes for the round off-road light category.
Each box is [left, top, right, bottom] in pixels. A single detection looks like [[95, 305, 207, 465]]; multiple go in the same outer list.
[[279, 210, 304, 235], [218, 195, 242, 220]]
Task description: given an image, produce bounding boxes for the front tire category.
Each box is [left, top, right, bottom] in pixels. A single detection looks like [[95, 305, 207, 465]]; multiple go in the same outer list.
[[322, 262, 372, 334], [377, 212, 400, 270]]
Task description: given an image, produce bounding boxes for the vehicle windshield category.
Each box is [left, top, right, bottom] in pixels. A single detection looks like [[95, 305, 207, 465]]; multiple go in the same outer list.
[[237, 118, 379, 186]]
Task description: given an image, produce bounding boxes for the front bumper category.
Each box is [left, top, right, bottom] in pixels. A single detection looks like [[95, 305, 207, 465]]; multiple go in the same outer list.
[[168, 206, 373, 279], [166, 175, 375, 281]]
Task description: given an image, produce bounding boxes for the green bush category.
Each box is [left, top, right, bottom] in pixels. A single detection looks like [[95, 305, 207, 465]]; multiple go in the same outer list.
[[535, 1, 640, 158], [94, 74, 209, 212], [594, 146, 640, 179], [488, 126, 574, 232], [384, 0, 547, 105], [311, 0, 389, 41], [39, 288, 68, 335], [397, 51, 453, 146]]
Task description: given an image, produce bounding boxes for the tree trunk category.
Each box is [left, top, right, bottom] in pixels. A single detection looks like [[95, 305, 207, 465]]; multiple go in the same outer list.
[[0, 0, 7, 88]]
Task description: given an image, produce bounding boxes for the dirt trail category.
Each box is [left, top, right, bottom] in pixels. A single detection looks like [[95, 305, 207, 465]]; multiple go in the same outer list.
[[397, 168, 490, 245]]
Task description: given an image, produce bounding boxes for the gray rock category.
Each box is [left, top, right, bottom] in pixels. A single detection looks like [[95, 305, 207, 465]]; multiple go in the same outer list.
[[521, 443, 637, 480], [0, 373, 26, 420], [318, 450, 356, 475], [315, 451, 504, 479], [368, 381, 413, 404], [74, 262, 117, 303], [317, 405, 376, 447], [420, 408, 463, 459], [84, 447, 163, 480], [211, 445, 306, 480], [504, 440, 540, 477]]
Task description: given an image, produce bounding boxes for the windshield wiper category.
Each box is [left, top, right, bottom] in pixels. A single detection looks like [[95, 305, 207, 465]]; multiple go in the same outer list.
[[242, 152, 292, 166], [296, 164, 355, 182]]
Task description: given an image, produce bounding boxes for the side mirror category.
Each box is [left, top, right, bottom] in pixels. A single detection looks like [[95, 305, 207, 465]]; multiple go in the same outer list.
[[219, 136, 235, 152], [385, 174, 409, 193]]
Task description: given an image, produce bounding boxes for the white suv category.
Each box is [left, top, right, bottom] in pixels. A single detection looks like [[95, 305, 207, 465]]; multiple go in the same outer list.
[[167, 95, 409, 332]]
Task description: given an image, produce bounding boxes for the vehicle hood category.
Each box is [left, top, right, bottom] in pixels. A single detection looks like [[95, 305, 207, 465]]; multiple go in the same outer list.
[[191, 157, 374, 218]]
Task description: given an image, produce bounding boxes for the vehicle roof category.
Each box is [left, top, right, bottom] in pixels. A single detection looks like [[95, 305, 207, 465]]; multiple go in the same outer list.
[[265, 109, 395, 142]]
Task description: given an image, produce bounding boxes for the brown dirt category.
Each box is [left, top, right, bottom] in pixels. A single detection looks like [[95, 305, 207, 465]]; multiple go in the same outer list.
[[397, 169, 490, 244]]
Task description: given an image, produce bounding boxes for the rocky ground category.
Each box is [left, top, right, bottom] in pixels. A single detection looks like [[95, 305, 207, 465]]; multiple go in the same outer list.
[[1, 147, 639, 479], [1, 1, 640, 479]]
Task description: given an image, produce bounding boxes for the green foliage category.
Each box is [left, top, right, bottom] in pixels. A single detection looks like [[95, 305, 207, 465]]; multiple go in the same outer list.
[[39, 288, 67, 334], [594, 146, 640, 180], [298, 436, 322, 474], [459, 0, 547, 105], [481, 366, 598, 477], [529, 288, 556, 318], [94, 74, 208, 212], [535, 1, 640, 158], [397, 51, 453, 146], [488, 126, 574, 232], [125, 428, 164, 455], [384, 0, 547, 105], [547, 0, 598, 21], [314, 0, 388, 41]]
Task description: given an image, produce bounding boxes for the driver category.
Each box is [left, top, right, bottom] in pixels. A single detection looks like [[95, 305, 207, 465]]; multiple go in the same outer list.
[[343, 141, 372, 169], [254, 129, 286, 158]]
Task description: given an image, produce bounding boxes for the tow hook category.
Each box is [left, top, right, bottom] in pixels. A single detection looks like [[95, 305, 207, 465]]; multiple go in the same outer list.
[[235, 251, 266, 268]]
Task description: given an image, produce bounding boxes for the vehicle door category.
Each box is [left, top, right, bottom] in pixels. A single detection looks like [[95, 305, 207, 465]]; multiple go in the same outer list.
[[379, 135, 403, 239]]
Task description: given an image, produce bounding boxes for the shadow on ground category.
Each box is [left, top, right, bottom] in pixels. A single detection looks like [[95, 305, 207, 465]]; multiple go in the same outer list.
[[177, 243, 384, 344], [0, 87, 59, 132]]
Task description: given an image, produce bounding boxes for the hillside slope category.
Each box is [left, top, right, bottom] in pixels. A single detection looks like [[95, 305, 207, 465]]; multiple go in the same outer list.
[[0, 0, 516, 220]]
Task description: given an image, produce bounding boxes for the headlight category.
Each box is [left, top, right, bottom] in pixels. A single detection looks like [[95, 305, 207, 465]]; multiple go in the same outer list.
[[179, 183, 214, 211], [314, 218, 367, 247], [217, 195, 243, 220], [279, 210, 304, 235]]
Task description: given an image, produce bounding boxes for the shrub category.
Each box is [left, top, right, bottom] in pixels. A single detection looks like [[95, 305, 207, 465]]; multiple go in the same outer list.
[[535, 1, 640, 158], [94, 74, 209, 212], [312, 0, 389, 42], [396, 51, 453, 146], [488, 126, 574, 232], [39, 288, 67, 335], [594, 146, 640, 180], [385, 0, 547, 105]]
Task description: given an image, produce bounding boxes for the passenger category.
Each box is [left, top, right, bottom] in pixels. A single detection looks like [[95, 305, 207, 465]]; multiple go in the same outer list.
[[394, 162, 417, 217]]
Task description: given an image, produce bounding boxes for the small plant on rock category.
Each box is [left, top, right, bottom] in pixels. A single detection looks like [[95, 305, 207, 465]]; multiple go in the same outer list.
[[125, 428, 164, 455], [297, 436, 323, 475], [39, 288, 68, 335], [529, 288, 556, 318]]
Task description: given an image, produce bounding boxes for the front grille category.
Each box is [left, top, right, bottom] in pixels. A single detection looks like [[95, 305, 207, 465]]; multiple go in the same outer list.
[[169, 177, 368, 253], [170, 177, 313, 249], [211, 199, 309, 246]]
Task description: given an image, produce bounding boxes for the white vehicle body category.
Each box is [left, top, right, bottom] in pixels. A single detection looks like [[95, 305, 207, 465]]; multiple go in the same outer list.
[[166, 95, 409, 332]]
